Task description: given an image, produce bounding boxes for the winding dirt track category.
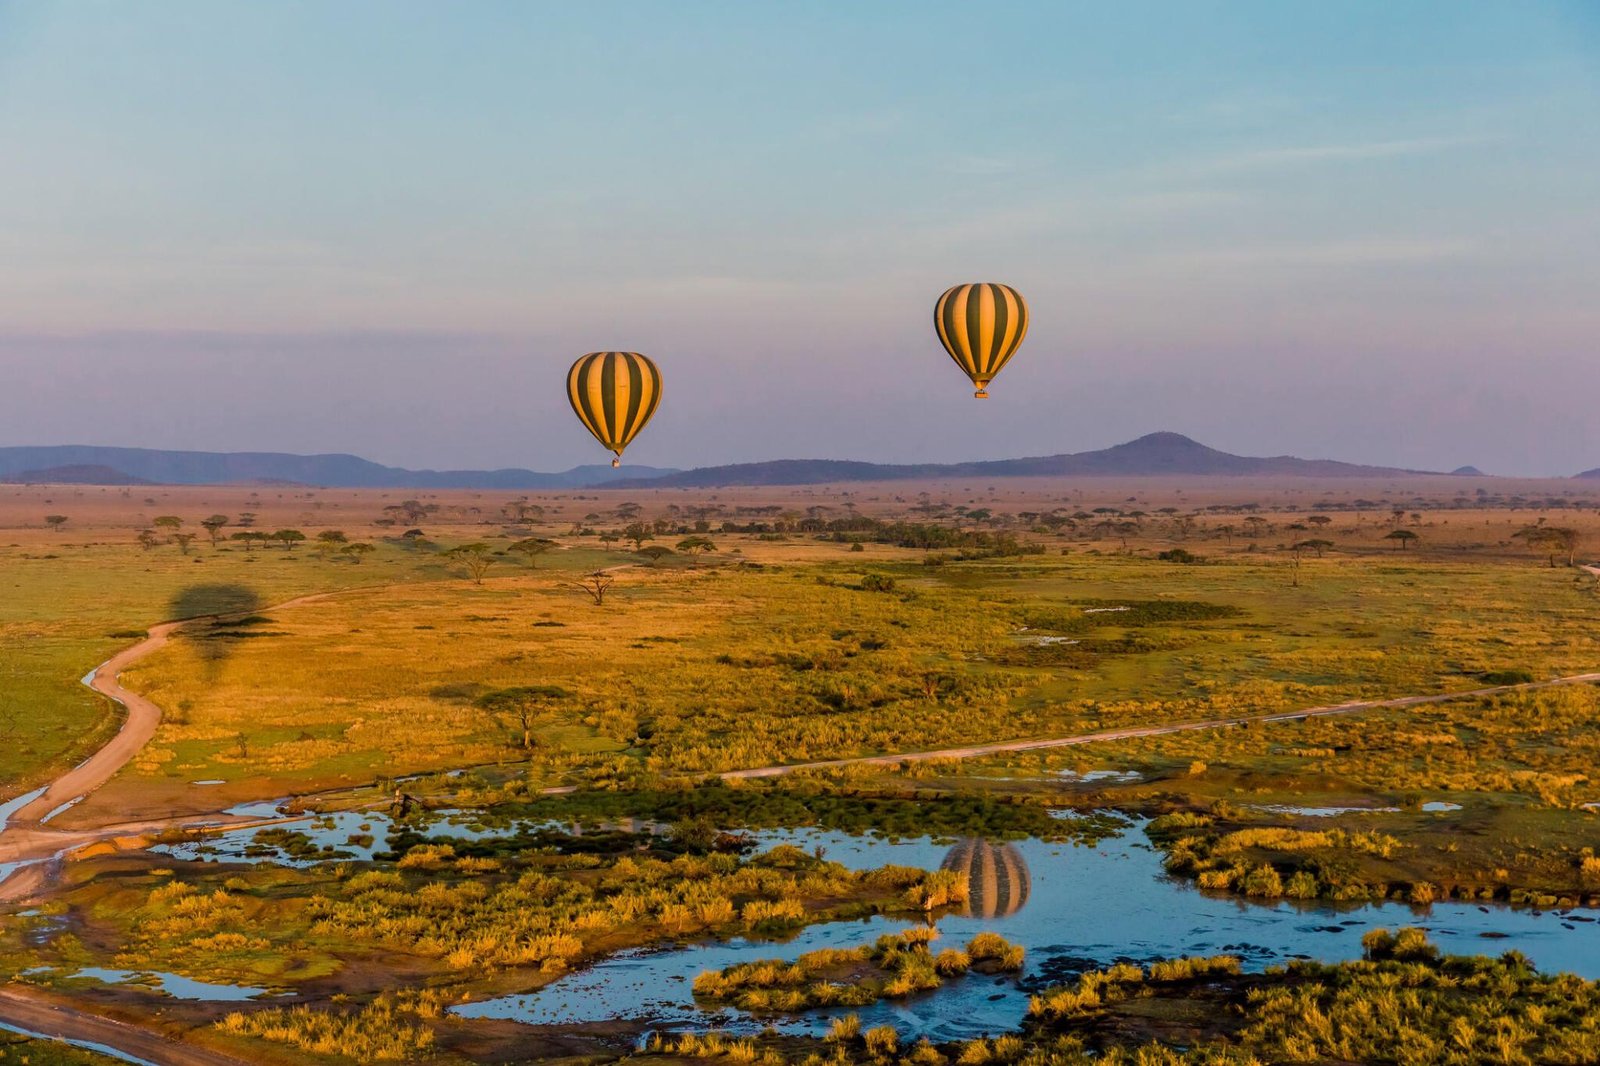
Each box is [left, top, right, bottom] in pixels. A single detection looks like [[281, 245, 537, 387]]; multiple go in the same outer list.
[[8, 590, 350, 829], [0, 590, 373, 901], [0, 987, 254, 1066], [726, 565, 1600, 779], [2, 565, 1597, 1063], [721, 673, 1600, 779]]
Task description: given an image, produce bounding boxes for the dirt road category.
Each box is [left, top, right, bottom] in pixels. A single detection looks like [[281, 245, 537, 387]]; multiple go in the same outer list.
[[0, 590, 389, 905], [722, 671, 1600, 780], [6, 590, 355, 829], [6, 620, 184, 828], [0, 987, 253, 1066]]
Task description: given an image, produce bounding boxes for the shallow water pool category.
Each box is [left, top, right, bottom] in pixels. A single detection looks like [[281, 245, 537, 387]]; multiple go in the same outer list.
[[455, 825, 1600, 1042]]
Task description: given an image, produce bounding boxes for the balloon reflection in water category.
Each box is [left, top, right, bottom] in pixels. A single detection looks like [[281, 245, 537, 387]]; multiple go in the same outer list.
[[940, 838, 1031, 919]]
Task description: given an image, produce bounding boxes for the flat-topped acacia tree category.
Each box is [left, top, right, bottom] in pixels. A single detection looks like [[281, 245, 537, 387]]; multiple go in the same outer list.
[[676, 536, 716, 566], [201, 514, 229, 545], [447, 543, 496, 584], [473, 685, 573, 751], [1384, 529, 1419, 551], [508, 537, 556, 568]]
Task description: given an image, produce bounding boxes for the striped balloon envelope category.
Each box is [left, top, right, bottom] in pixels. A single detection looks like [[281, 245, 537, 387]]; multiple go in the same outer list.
[[567, 351, 663, 467], [933, 283, 1029, 398]]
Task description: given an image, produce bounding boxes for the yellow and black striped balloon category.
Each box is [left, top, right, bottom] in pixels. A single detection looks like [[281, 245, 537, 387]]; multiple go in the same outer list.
[[567, 351, 662, 467], [934, 283, 1029, 398]]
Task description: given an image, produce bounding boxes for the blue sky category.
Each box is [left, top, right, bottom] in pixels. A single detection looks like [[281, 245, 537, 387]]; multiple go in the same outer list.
[[1, 1, 1596, 474]]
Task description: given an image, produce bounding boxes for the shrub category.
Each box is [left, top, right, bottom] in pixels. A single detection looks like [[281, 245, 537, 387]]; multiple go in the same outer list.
[[827, 1014, 861, 1042], [1241, 863, 1284, 898], [1481, 669, 1535, 685], [966, 932, 1024, 971], [863, 1025, 899, 1058], [217, 995, 434, 1060]]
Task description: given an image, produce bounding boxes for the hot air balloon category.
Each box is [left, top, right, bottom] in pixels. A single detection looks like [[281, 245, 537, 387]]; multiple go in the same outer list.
[[933, 283, 1029, 398], [567, 351, 662, 467], [940, 838, 1032, 919]]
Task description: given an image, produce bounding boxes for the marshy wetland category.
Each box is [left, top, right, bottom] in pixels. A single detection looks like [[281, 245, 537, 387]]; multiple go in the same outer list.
[[3, 479, 1600, 1063]]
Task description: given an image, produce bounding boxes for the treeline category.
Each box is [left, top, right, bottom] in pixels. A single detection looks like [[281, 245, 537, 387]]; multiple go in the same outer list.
[[497, 784, 1123, 844], [712, 517, 1046, 557]]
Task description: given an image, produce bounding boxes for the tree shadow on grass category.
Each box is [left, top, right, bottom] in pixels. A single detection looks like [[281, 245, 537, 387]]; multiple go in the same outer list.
[[168, 584, 268, 679]]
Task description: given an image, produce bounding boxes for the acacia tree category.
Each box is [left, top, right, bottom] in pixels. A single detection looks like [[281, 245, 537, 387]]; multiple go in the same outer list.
[[383, 499, 431, 525], [153, 515, 182, 540], [447, 543, 497, 584], [44, 514, 68, 532], [622, 522, 654, 551], [676, 535, 716, 566], [474, 685, 572, 751], [316, 530, 348, 556], [341, 542, 376, 564], [173, 532, 198, 555], [502, 499, 544, 525], [201, 514, 229, 546], [1546, 527, 1580, 567], [137, 528, 159, 551], [508, 537, 556, 568], [564, 570, 615, 606], [1514, 525, 1580, 567], [636, 545, 674, 567], [1384, 529, 1418, 551], [272, 529, 306, 551]]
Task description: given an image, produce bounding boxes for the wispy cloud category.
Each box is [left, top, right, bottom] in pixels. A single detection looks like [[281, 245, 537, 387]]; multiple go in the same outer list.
[[1190, 135, 1492, 174], [810, 108, 904, 141], [940, 155, 1015, 176], [1144, 237, 1479, 270], [1166, 90, 1312, 127]]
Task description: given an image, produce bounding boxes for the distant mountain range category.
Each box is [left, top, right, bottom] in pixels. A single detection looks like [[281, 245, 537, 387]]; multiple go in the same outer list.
[[3, 464, 158, 486], [1578, 468, 1600, 480], [609, 432, 1462, 487], [0, 445, 678, 489], [0, 435, 1581, 489]]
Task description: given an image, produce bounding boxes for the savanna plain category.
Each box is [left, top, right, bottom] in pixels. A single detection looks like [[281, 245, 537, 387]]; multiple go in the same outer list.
[[2, 475, 1599, 1065]]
